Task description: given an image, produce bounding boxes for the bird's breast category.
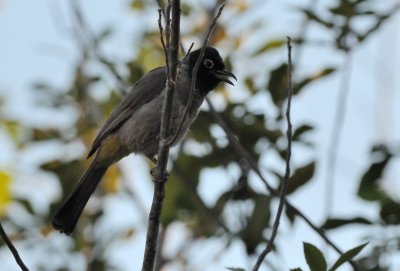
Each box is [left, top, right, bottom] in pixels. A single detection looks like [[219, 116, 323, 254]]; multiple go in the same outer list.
[[115, 91, 203, 158]]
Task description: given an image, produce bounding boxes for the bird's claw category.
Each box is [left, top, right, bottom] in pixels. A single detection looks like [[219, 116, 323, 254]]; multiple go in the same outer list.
[[150, 167, 169, 183]]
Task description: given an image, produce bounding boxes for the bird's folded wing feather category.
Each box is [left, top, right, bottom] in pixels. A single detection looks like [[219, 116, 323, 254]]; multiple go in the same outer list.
[[87, 67, 167, 158]]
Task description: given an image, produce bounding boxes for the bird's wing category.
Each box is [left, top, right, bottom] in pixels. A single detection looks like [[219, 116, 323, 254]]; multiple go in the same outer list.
[[87, 67, 167, 158]]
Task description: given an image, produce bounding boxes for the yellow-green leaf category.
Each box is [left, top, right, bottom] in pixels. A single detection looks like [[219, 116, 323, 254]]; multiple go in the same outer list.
[[0, 171, 12, 216]]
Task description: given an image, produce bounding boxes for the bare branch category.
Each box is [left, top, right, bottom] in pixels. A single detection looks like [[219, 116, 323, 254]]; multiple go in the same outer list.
[[205, 98, 362, 271], [141, 0, 180, 270], [0, 222, 29, 271], [69, 0, 128, 93], [158, 9, 170, 79], [253, 37, 293, 271], [178, 42, 194, 69]]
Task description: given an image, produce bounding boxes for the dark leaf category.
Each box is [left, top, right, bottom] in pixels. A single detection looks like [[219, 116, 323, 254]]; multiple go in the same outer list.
[[294, 68, 336, 95], [286, 161, 316, 195], [303, 242, 327, 271], [254, 39, 286, 55], [267, 64, 288, 106], [32, 81, 52, 91], [32, 128, 61, 141], [285, 204, 296, 224], [161, 168, 203, 226], [322, 217, 372, 230], [380, 200, 400, 224], [301, 9, 334, 28], [244, 77, 256, 93], [96, 26, 113, 43], [357, 7, 400, 43], [18, 199, 35, 215], [42, 160, 83, 196], [329, 242, 368, 271], [357, 148, 392, 201], [240, 194, 271, 254], [292, 124, 313, 141], [329, 0, 358, 18], [181, 3, 192, 16]]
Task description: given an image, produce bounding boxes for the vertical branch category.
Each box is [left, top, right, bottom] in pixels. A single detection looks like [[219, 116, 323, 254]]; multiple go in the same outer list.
[[167, 1, 180, 81], [141, 1, 180, 270], [158, 9, 169, 79], [252, 37, 293, 271], [0, 222, 29, 271]]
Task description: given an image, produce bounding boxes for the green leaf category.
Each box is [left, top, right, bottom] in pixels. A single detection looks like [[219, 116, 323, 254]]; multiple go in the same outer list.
[[254, 39, 286, 55], [32, 81, 52, 91], [292, 124, 313, 141], [380, 200, 400, 224], [130, 0, 144, 10], [357, 147, 391, 201], [225, 268, 246, 271], [239, 194, 271, 254], [294, 68, 336, 95], [286, 161, 316, 195], [329, 242, 368, 271], [244, 77, 256, 93], [290, 268, 304, 271], [285, 204, 296, 224], [96, 26, 114, 42], [301, 9, 334, 29], [0, 171, 12, 215], [267, 64, 288, 106], [322, 217, 372, 230], [181, 3, 192, 16], [303, 242, 327, 271]]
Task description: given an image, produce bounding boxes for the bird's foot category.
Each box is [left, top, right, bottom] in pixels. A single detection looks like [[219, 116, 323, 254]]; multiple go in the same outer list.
[[150, 167, 169, 183]]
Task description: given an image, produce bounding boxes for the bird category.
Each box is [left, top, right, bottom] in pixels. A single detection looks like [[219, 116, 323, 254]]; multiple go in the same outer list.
[[52, 47, 236, 234]]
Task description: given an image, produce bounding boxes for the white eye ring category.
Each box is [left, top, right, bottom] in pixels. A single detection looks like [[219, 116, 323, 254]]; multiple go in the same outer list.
[[203, 58, 214, 69]]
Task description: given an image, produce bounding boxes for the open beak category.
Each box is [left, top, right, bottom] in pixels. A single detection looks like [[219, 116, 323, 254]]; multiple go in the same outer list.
[[212, 69, 237, 86]]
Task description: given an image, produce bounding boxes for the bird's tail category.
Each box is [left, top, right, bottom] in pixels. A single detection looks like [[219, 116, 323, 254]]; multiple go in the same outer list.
[[52, 161, 108, 235]]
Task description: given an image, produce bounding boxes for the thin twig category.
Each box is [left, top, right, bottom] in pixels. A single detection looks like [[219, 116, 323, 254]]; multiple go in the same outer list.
[[0, 222, 29, 271], [292, 0, 320, 67], [178, 42, 194, 68], [253, 37, 293, 271], [158, 9, 170, 78], [154, 0, 166, 19], [167, 3, 225, 146], [69, 0, 128, 93], [141, 0, 180, 270], [165, 3, 172, 79], [205, 98, 362, 271]]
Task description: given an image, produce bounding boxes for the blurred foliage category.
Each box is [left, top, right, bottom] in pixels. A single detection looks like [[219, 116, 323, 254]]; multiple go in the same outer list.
[[0, 0, 399, 270], [291, 242, 368, 271], [0, 171, 11, 216], [301, 0, 400, 51]]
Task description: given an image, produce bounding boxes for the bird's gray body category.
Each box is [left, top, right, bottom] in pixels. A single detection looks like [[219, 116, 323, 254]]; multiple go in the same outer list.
[[115, 64, 202, 160], [89, 63, 203, 165], [52, 47, 236, 234]]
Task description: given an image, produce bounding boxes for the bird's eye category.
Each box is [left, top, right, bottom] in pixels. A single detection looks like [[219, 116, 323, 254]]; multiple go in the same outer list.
[[203, 58, 214, 69]]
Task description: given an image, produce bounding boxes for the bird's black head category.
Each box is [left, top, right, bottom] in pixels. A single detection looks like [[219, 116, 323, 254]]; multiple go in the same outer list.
[[188, 47, 236, 94]]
